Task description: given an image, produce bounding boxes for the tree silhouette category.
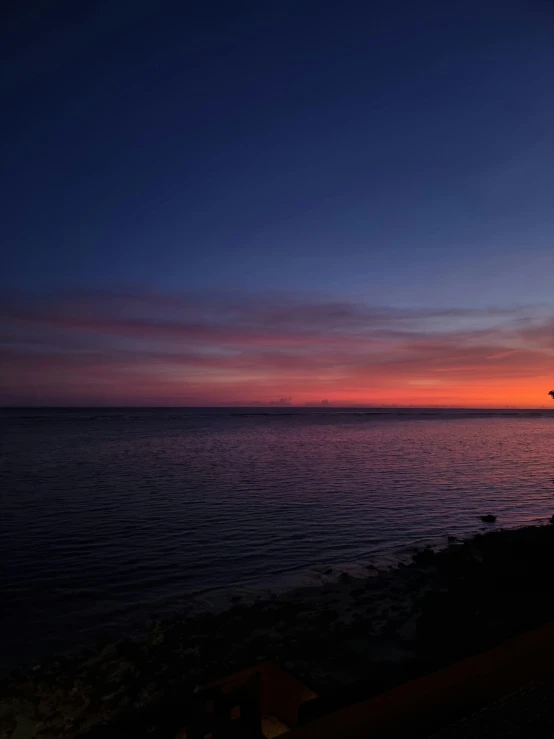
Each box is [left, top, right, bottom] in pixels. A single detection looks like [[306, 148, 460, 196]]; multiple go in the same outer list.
[[549, 390, 554, 401]]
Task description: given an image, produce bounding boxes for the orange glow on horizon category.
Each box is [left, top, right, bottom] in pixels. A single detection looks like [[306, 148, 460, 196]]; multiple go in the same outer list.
[[1, 291, 552, 408]]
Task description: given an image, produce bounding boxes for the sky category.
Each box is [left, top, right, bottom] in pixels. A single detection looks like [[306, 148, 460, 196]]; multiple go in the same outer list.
[[1, 0, 553, 406]]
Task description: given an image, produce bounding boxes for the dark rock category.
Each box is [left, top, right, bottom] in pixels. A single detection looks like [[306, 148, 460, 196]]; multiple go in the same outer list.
[[447, 535, 458, 543], [550, 514, 554, 524], [412, 548, 436, 565], [480, 514, 496, 523]]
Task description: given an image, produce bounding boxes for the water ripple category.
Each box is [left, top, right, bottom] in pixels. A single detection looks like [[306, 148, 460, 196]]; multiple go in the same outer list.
[[2, 408, 554, 661]]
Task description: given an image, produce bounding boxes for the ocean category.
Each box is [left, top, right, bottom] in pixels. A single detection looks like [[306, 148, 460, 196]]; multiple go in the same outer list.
[[2, 407, 554, 663]]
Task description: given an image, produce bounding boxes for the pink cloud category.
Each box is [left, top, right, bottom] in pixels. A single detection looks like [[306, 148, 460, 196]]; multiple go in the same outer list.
[[1, 290, 552, 406]]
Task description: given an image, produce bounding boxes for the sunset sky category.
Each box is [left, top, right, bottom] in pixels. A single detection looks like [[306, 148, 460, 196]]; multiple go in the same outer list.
[[2, 1, 553, 407]]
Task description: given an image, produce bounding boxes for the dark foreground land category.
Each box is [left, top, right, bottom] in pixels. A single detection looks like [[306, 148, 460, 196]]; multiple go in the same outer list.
[[3, 523, 554, 738]]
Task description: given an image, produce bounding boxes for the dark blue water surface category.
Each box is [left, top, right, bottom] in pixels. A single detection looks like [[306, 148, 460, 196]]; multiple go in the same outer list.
[[2, 407, 554, 662]]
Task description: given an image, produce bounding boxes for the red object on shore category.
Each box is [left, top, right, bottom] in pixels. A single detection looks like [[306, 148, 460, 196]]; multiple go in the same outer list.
[[175, 661, 318, 738]]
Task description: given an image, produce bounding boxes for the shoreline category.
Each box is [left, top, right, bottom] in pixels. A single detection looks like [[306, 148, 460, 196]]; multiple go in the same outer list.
[[4, 522, 554, 737], [5, 517, 546, 670]]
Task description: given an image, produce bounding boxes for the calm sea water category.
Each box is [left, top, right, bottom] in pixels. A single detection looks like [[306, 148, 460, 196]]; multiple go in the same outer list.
[[2, 407, 554, 662]]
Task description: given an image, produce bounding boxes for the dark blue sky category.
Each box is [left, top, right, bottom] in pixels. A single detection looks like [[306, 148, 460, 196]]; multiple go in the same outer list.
[[2, 0, 553, 308]]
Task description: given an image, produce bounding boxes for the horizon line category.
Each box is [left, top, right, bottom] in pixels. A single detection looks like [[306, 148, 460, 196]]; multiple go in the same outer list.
[[1, 405, 553, 411]]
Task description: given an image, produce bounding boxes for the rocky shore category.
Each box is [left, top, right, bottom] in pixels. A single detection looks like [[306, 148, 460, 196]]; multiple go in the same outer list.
[[3, 523, 554, 739]]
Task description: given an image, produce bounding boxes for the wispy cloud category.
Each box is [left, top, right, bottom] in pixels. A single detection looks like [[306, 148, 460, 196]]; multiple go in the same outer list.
[[1, 289, 552, 406]]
